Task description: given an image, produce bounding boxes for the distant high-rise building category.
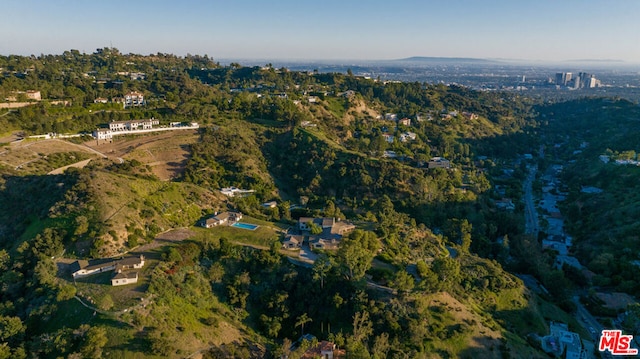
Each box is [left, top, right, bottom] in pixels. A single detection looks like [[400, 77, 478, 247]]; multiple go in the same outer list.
[[572, 76, 581, 89], [579, 72, 597, 88], [555, 71, 597, 89], [555, 72, 564, 85], [555, 72, 572, 86]]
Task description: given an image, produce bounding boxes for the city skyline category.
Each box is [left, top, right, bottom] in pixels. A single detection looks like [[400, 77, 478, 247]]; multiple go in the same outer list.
[[2, 0, 640, 65]]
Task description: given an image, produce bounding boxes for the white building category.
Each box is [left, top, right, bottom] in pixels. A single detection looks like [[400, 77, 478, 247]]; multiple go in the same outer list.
[[124, 91, 144, 108], [109, 118, 159, 132], [93, 128, 113, 140], [400, 132, 417, 142], [220, 187, 255, 197]]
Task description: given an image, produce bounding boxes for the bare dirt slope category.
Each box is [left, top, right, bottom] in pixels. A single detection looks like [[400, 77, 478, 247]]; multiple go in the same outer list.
[[85, 130, 199, 181]]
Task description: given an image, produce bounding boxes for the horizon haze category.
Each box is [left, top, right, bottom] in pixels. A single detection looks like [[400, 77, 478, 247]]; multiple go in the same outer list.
[[2, 0, 640, 65]]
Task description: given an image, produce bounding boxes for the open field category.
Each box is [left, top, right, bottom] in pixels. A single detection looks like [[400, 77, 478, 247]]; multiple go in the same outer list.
[[85, 130, 199, 181]]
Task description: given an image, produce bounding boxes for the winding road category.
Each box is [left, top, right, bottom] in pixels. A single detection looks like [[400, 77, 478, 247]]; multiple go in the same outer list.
[[523, 165, 539, 236]]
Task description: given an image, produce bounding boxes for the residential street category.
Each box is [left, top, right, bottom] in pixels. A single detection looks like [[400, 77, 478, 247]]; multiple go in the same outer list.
[[523, 165, 539, 236]]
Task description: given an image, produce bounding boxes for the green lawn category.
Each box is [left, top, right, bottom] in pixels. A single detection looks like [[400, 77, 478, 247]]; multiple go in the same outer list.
[[192, 216, 285, 248]]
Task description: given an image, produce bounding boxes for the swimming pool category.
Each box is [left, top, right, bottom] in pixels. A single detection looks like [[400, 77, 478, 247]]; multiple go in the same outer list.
[[231, 222, 259, 230]]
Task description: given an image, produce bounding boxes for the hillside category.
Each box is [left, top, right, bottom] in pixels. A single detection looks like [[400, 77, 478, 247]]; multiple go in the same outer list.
[[0, 50, 583, 358]]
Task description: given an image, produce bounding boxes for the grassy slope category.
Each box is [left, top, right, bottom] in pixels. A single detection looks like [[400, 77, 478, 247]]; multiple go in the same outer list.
[[86, 169, 224, 256]]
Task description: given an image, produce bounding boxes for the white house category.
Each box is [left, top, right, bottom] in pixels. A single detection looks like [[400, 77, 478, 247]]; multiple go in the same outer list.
[[109, 118, 159, 132], [399, 132, 417, 142], [261, 201, 278, 208], [93, 128, 113, 140], [398, 118, 411, 126], [428, 157, 451, 169], [111, 271, 139, 286], [384, 113, 398, 121], [282, 234, 304, 250], [124, 91, 144, 108], [220, 187, 255, 197], [72, 260, 117, 278], [72, 255, 144, 283], [200, 212, 243, 228], [541, 322, 585, 359]]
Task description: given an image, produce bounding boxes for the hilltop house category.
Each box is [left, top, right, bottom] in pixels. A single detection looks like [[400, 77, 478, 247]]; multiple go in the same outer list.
[[123, 91, 144, 108], [399, 131, 417, 142], [93, 128, 113, 140], [384, 113, 398, 121], [199, 211, 243, 228], [71, 255, 145, 286], [109, 118, 159, 132], [495, 198, 516, 211], [261, 201, 278, 209], [92, 118, 160, 140], [296, 217, 356, 250], [301, 341, 345, 359], [112, 271, 139, 286], [220, 187, 255, 197], [310, 238, 341, 250], [398, 117, 411, 126], [541, 322, 585, 359], [462, 112, 478, 120], [282, 234, 304, 250], [428, 157, 451, 169]]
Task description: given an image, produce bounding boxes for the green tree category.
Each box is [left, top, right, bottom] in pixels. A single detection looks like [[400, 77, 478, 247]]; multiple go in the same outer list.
[[74, 215, 89, 236], [80, 326, 108, 358], [338, 238, 374, 281], [33, 257, 58, 287], [97, 294, 114, 311], [312, 254, 334, 289], [351, 311, 373, 343], [308, 222, 323, 235], [56, 284, 77, 301], [324, 200, 343, 219], [0, 316, 25, 344], [391, 270, 415, 293], [432, 257, 460, 290], [371, 333, 390, 359], [295, 313, 312, 336]]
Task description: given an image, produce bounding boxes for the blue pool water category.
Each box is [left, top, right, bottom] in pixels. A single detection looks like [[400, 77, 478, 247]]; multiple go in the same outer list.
[[231, 222, 259, 230]]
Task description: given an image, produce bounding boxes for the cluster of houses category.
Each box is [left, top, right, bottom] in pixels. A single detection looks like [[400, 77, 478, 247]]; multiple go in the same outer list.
[[600, 154, 640, 166], [71, 255, 145, 286], [282, 217, 356, 251]]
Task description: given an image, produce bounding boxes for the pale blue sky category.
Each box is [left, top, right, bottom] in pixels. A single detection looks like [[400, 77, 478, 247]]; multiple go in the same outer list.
[[2, 0, 639, 63]]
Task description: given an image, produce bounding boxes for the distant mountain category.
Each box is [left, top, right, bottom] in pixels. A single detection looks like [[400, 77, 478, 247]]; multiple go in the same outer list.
[[565, 59, 625, 63], [394, 56, 501, 64]]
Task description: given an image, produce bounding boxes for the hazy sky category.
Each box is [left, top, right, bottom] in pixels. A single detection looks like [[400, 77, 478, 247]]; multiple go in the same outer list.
[[2, 0, 639, 63]]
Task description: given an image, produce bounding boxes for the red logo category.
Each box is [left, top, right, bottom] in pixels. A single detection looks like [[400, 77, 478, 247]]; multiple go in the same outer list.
[[599, 330, 638, 355]]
